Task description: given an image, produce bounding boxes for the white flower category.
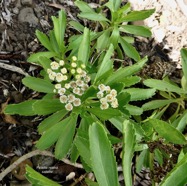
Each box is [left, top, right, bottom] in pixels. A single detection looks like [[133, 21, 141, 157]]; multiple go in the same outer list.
[[98, 84, 106, 92], [100, 102, 109, 110], [56, 73, 64, 82], [80, 70, 87, 77], [106, 94, 113, 102], [70, 81, 77, 88], [59, 60, 65, 66], [65, 83, 70, 89], [63, 75, 68, 81], [111, 98, 119, 108], [47, 68, 52, 74], [105, 86, 111, 93], [81, 64, 86, 69], [65, 103, 73, 111], [49, 72, 56, 81], [78, 89, 84, 96], [71, 69, 76, 74], [81, 84, 89, 91], [76, 67, 82, 74], [75, 74, 81, 80], [51, 61, 59, 70], [73, 98, 81, 107], [73, 87, 80, 95], [110, 89, 117, 97], [53, 89, 57, 93], [71, 62, 77, 68], [58, 88, 66, 95], [68, 94, 75, 103], [76, 79, 84, 87], [55, 84, 61, 89], [97, 91, 104, 99], [61, 67, 67, 74], [72, 56, 77, 61], [100, 97, 107, 104], [84, 75, 91, 83], [60, 95, 68, 103]]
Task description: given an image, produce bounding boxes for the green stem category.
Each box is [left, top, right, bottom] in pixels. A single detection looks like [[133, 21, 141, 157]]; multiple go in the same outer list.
[[149, 152, 155, 186]]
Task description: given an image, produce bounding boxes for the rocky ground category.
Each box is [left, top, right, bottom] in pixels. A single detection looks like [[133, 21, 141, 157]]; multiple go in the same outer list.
[[0, 0, 187, 185]]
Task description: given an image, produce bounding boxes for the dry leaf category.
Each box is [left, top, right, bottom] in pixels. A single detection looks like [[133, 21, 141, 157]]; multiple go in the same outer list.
[[0, 99, 19, 124]]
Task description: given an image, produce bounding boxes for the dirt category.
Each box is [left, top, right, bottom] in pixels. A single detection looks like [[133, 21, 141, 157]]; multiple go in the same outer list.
[[129, 0, 187, 66], [0, 0, 187, 185]]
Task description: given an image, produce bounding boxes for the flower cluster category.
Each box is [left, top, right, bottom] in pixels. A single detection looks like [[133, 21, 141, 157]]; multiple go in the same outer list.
[[97, 84, 119, 110], [46, 56, 90, 111]]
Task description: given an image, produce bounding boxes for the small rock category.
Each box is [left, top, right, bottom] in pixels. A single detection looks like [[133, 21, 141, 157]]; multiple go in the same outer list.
[[11, 91, 23, 103], [12, 7, 19, 14], [21, 0, 33, 6], [18, 8, 38, 26]]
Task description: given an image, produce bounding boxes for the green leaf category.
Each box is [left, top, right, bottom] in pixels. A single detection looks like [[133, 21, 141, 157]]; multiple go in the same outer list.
[[154, 148, 163, 165], [25, 165, 60, 186], [109, 116, 124, 132], [22, 77, 54, 93], [87, 108, 121, 120], [82, 86, 98, 101], [124, 88, 156, 101], [38, 56, 51, 71], [49, 30, 60, 54], [55, 114, 77, 159], [36, 30, 54, 52], [136, 149, 150, 173], [172, 111, 187, 132], [120, 9, 155, 22], [160, 153, 187, 186], [119, 37, 140, 61], [4, 100, 36, 116], [123, 76, 141, 87], [117, 2, 131, 15], [125, 104, 143, 115], [38, 109, 68, 134], [149, 119, 187, 144], [120, 25, 152, 37], [78, 27, 90, 65], [105, 0, 121, 12], [78, 12, 109, 22], [51, 10, 66, 53], [105, 56, 147, 85], [27, 52, 57, 63], [95, 44, 114, 82], [110, 26, 119, 48], [122, 120, 136, 186], [33, 99, 64, 115], [75, 0, 95, 13], [117, 92, 131, 107], [89, 123, 119, 186], [181, 48, 187, 89], [74, 134, 92, 168], [122, 36, 134, 43], [96, 30, 110, 51], [36, 116, 72, 150], [142, 99, 177, 111], [69, 21, 84, 32], [85, 178, 99, 186], [144, 79, 185, 94], [181, 76, 187, 92]]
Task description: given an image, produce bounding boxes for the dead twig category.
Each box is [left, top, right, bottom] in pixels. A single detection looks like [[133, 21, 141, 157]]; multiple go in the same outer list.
[[0, 149, 83, 181], [0, 62, 29, 76]]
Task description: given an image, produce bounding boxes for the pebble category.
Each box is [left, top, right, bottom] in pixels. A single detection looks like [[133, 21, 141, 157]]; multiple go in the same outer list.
[[18, 8, 38, 26], [21, 0, 33, 6], [12, 7, 19, 14]]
